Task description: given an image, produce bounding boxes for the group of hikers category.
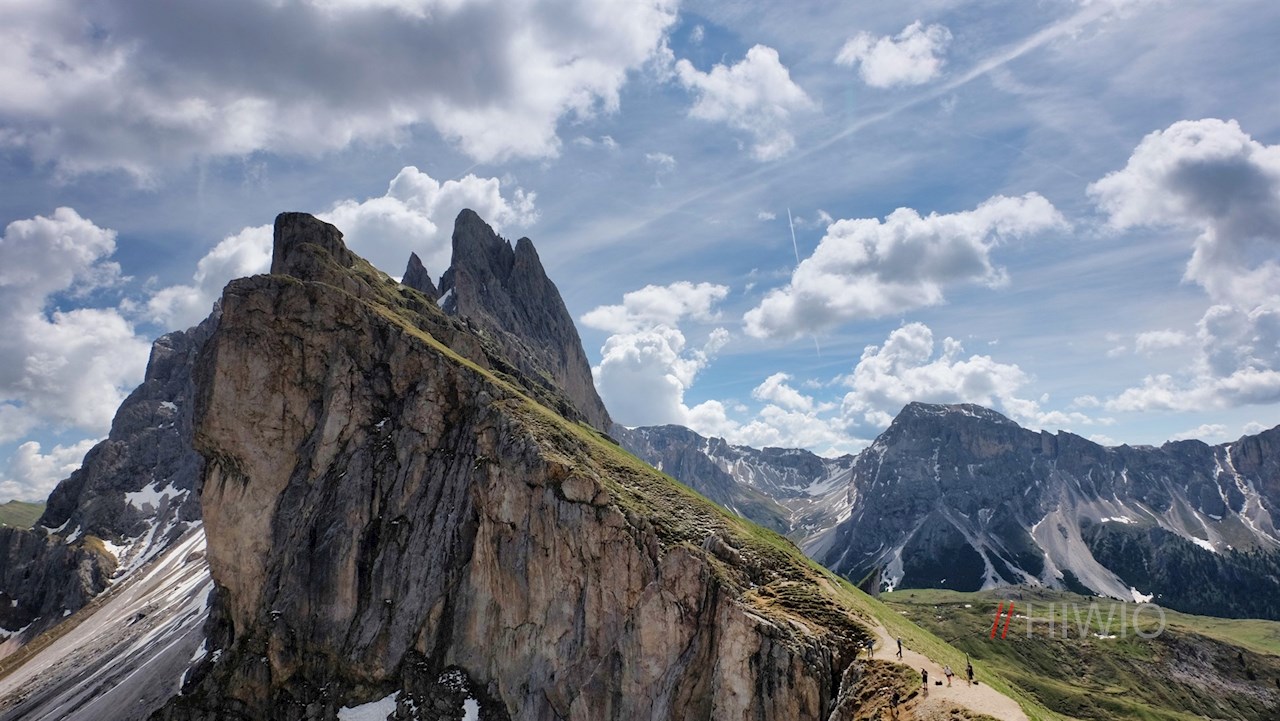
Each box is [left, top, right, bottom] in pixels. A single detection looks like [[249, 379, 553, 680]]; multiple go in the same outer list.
[[873, 636, 976, 716]]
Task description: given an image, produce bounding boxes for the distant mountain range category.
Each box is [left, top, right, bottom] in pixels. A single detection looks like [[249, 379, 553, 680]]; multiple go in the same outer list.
[[620, 403, 1280, 619]]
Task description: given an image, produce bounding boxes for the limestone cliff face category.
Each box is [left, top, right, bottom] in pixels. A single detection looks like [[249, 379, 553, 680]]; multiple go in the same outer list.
[[162, 213, 870, 721], [439, 210, 612, 433]]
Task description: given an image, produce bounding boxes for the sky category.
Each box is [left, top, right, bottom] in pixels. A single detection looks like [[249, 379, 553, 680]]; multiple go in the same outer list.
[[2, 0, 1279, 501]]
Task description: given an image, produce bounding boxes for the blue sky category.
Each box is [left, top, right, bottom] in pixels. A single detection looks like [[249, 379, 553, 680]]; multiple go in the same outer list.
[[2, 0, 1279, 500]]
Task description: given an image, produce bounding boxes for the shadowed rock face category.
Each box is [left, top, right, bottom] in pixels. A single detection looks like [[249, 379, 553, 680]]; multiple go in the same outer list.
[[401, 252, 439, 299], [160, 212, 871, 721], [438, 209, 612, 432]]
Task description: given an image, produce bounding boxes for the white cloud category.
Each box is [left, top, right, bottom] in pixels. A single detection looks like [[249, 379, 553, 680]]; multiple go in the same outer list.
[[587, 281, 731, 429], [744, 193, 1066, 339], [1170, 423, 1228, 442], [0, 438, 98, 503], [675, 45, 816, 161], [841, 322, 1027, 425], [0, 208, 151, 442], [145, 223, 273, 330], [1088, 118, 1280, 307], [592, 325, 728, 427], [1093, 120, 1280, 411], [728, 404, 861, 456], [835, 21, 952, 88], [757, 211, 777, 222], [1133, 329, 1190, 354], [840, 322, 1096, 431], [0, 0, 678, 175], [581, 281, 728, 334], [1243, 421, 1270, 435], [146, 166, 535, 329], [751, 372, 815, 412]]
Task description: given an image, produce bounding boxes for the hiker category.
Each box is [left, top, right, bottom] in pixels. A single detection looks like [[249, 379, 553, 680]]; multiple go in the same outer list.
[[944, 665, 954, 687], [896, 637, 903, 660], [921, 668, 928, 696], [966, 659, 974, 686], [865, 638, 874, 658]]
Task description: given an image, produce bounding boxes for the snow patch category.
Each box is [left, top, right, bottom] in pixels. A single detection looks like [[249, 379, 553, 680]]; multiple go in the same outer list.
[[1101, 516, 1135, 524], [463, 698, 480, 721], [160, 401, 178, 412], [337, 692, 398, 721], [100, 538, 130, 563], [126, 482, 173, 511], [1130, 587, 1153, 603], [1190, 536, 1216, 553]]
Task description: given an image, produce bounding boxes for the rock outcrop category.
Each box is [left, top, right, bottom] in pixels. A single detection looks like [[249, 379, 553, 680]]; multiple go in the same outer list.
[[161, 212, 871, 721], [401, 252, 439, 300], [439, 210, 612, 432]]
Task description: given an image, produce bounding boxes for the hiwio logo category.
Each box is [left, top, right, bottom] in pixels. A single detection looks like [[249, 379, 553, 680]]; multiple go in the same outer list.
[[989, 600, 1167, 640]]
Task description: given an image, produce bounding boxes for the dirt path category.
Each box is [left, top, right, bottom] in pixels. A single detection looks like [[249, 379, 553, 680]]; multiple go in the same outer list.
[[868, 622, 1028, 721]]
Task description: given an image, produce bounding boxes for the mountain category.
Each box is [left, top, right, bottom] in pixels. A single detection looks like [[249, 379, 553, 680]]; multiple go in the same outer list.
[[438, 209, 612, 432], [155, 212, 880, 720], [0, 312, 216, 654], [807, 402, 1280, 617], [624, 404, 1280, 619], [615, 424, 854, 536]]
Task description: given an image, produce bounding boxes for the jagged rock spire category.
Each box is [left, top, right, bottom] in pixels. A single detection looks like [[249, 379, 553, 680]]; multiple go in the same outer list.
[[402, 252, 439, 299], [438, 209, 613, 432]]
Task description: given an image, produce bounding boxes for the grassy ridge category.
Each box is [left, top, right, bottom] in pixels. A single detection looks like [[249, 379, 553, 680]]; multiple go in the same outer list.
[[0, 501, 44, 529]]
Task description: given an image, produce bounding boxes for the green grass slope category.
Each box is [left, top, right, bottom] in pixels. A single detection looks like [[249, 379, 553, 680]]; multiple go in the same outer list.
[[0, 501, 44, 529], [882, 587, 1280, 721]]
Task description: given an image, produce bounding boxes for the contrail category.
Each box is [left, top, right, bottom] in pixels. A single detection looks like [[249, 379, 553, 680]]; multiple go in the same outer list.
[[786, 207, 801, 265], [787, 207, 822, 357]]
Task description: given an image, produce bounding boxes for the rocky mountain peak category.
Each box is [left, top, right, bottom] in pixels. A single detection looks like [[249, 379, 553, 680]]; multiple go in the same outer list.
[[401, 251, 438, 299], [894, 401, 1017, 426], [438, 209, 613, 432], [270, 211, 354, 277]]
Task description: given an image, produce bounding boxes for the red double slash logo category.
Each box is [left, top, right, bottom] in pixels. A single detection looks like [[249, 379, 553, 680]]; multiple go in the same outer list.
[[989, 601, 1015, 639]]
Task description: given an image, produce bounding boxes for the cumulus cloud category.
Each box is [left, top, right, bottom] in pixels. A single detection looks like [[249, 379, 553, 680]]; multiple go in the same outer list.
[[744, 193, 1066, 339], [146, 166, 535, 329], [835, 21, 952, 88], [1092, 119, 1280, 411], [0, 208, 151, 442], [1243, 421, 1270, 435], [586, 282, 731, 428], [0, 438, 98, 503], [581, 281, 728, 334], [751, 372, 817, 412], [1088, 118, 1280, 307], [840, 323, 1098, 431], [0, 0, 678, 176], [676, 45, 816, 161]]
